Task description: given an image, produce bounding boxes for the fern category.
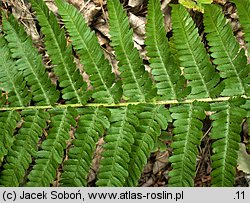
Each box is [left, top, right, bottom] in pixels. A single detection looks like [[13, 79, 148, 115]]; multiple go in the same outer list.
[[171, 4, 222, 99], [55, 0, 121, 104], [210, 98, 247, 186], [125, 104, 170, 186], [96, 105, 138, 186], [26, 108, 77, 186], [2, 12, 59, 106], [0, 36, 31, 107], [0, 111, 20, 165], [0, 0, 249, 187], [145, 0, 187, 100], [60, 107, 110, 186], [0, 110, 49, 186], [29, 0, 88, 105], [203, 4, 250, 96], [168, 102, 208, 186], [231, 0, 250, 55], [107, 0, 155, 102]]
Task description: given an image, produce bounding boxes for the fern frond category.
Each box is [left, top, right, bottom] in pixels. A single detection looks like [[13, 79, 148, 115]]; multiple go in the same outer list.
[[125, 104, 170, 186], [96, 105, 139, 186], [2, 13, 59, 106], [26, 107, 77, 186], [145, 0, 186, 100], [29, 0, 88, 105], [54, 0, 121, 104], [171, 4, 222, 99], [168, 102, 208, 186], [0, 36, 31, 107], [231, 0, 250, 55], [210, 98, 247, 186], [60, 107, 110, 186], [203, 4, 250, 96], [107, 0, 155, 102], [0, 111, 20, 165], [0, 110, 49, 186]]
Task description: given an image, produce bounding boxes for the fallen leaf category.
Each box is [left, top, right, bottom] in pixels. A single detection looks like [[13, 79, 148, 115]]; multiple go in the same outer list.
[[237, 143, 250, 174]]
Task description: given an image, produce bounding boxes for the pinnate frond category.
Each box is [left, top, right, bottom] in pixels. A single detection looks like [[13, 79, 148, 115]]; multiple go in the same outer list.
[[0, 111, 20, 166], [2, 13, 59, 106], [125, 104, 170, 186], [30, 0, 88, 104], [96, 105, 139, 186], [60, 107, 110, 186], [0, 110, 49, 186], [55, 0, 121, 104], [26, 107, 77, 186], [145, 0, 186, 100], [107, 0, 155, 102], [203, 4, 250, 96], [210, 98, 247, 186], [0, 36, 31, 107], [231, 0, 250, 55], [171, 4, 222, 99], [168, 102, 208, 186]]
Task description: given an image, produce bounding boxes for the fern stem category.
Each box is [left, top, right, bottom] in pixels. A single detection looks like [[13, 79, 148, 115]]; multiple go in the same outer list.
[[0, 96, 249, 111]]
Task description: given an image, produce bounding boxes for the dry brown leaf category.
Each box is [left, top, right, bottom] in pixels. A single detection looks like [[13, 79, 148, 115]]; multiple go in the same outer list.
[[237, 143, 250, 174], [128, 0, 144, 7]]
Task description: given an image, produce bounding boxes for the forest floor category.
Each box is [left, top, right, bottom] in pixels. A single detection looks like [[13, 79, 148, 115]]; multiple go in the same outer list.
[[0, 0, 249, 187]]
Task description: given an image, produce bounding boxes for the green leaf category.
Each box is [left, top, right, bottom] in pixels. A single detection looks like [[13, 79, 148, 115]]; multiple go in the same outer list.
[[168, 101, 208, 186], [203, 4, 250, 96], [210, 98, 247, 186], [2, 12, 60, 106], [60, 107, 110, 186], [125, 104, 171, 186], [29, 0, 88, 105], [107, 0, 156, 102], [55, 0, 121, 104], [171, 4, 222, 99], [26, 107, 77, 186], [231, 0, 250, 56], [145, 0, 186, 100], [0, 110, 49, 186], [0, 36, 31, 107]]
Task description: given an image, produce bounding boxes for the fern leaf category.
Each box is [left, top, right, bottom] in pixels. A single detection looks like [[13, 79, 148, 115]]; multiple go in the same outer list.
[[203, 4, 250, 96], [29, 0, 88, 104], [168, 102, 208, 186], [96, 105, 139, 186], [0, 111, 20, 165], [2, 13, 59, 106], [60, 107, 110, 186], [210, 98, 247, 186], [171, 4, 222, 99], [145, 0, 186, 100], [0, 110, 49, 186], [26, 107, 77, 186], [107, 0, 155, 102], [231, 0, 250, 55], [0, 36, 31, 107], [54, 0, 121, 104], [125, 104, 170, 186]]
